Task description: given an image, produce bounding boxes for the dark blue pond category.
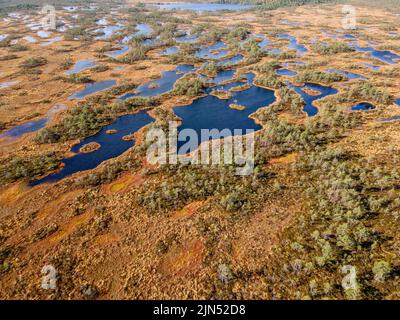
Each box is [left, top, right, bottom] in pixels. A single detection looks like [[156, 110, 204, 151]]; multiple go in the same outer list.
[[142, 37, 161, 46], [149, 3, 255, 11], [321, 30, 359, 40], [268, 48, 283, 55], [106, 45, 130, 58], [69, 80, 117, 100], [352, 45, 400, 64], [326, 68, 367, 80], [212, 73, 255, 91], [381, 116, 400, 122], [364, 63, 380, 70], [163, 46, 180, 55], [135, 24, 152, 37], [0, 104, 66, 140], [220, 54, 243, 66], [120, 64, 194, 99], [395, 99, 400, 107], [258, 37, 270, 49], [277, 34, 308, 55], [95, 25, 123, 40], [0, 119, 47, 139], [29, 111, 155, 186], [351, 102, 375, 111], [65, 59, 97, 75], [342, 34, 358, 40], [276, 69, 297, 76], [195, 41, 228, 59], [121, 25, 154, 44], [207, 69, 236, 84], [287, 82, 338, 116], [176, 34, 199, 44], [173, 83, 275, 151], [240, 33, 269, 48]]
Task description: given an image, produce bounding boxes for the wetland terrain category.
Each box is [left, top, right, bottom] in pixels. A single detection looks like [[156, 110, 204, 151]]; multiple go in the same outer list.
[[0, 0, 400, 300]]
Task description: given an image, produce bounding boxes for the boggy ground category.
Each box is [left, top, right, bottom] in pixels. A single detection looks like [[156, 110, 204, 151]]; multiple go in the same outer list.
[[0, 1, 400, 299]]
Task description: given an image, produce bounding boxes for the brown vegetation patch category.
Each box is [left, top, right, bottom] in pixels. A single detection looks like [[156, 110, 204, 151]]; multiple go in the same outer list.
[[103, 173, 144, 194], [172, 201, 205, 220], [47, 209, 93, 245], [302, 87, 321, 96], [159, 240, 205, 278], [79, 142, 101, 154], [269, 152, 298, 165], [36, 190, 83, 220], [0, 181, 30, 204], [93, 232, 119, 246], [232, 204, 298, 272]]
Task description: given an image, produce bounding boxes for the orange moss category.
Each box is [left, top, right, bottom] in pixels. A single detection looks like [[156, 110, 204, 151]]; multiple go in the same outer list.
[[159, 240, 205, 278]]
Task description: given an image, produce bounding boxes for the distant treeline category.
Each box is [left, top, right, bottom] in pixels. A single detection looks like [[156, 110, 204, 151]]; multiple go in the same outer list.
[[0, 0, 122, 10], [1, 0, 399, 11]]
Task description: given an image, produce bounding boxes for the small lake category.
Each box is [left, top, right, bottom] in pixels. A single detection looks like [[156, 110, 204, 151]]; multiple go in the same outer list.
[[65, 59, 97, 75], [23, 35, 37, 43], [37, 30, 52, 38], [268, 48, 283, 55], [381, 116, 400, 122], [364, 63, 380, 70], [220, 54, 243, 66], [106, 45, 130, 57], [0, 119, 47, 140], [351, 102, 375, 111], [96, 18, 108, 26], [394, 99, 400, 106], [148, 3, 255, 12], [0, 104, 66, 140], [352, 44, 400, 64], [69, 80, 117, 100], [135, 24, 153, 37], [287, 82, 338, 116], [195, 41, 228, 59], [211, 72, 255, 91], [121, 24, 153, 43], [29, 110, 155, 186], [326, 68, 367, 80], [95, 25, 123, 40], [173, 74, 275, 151], [163, 46, 180, 55], [120, 64, 195, 99], [276, 69, 297, 76], [176, 34, 199, 44], [277, 34, 308, 55], [207, 69, 236, 85], [241, 34, 269, 49], [41, 36, 63, 46], [0, 81, 18, 89]]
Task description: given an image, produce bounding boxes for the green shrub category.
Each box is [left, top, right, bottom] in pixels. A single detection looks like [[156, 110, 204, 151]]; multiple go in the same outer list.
[[295, 70, 346, 84], [19, 56, 47, 69], [172, 75, 205, 97], [372, 260, 392, 282], [312, 41, 355, 54]]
